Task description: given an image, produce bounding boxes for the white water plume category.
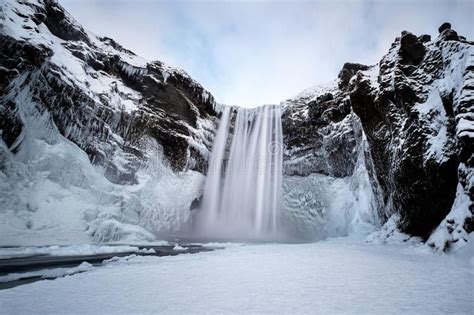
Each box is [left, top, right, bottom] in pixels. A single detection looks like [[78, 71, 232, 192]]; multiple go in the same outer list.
[[194, 105, 284, 240]]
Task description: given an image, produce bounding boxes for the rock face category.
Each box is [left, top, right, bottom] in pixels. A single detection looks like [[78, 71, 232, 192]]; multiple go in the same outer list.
[[0, 0, 216, 181], [281, 24, 473, 247], [0, 1, 472, 249], [0, 0, 216, 244], [352, 26, 473, 244], [281, 66, 384, 240], [399, 32, 426, 64], [438, 22, 451, 34]]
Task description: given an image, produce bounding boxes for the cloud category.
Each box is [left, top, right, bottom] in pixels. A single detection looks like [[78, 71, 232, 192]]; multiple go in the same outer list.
[[61, 0, 474, 107]]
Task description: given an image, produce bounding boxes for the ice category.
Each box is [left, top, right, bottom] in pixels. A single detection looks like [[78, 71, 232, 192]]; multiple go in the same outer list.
[[0, 81, 204, 245], [108, 240, 170, 247], [0, 262, 93, 283], [0, 244, 141, 259], [282, 132, 382, 240], [0, 240, 471, 314]]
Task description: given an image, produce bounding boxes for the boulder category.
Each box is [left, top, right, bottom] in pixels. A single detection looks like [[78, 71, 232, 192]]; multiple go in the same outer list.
[[418, 34, 431, 43], [338, 63, 370, 89], [439, 29, 459, 41], [400, 32, 425, 64], [438, 22, 451, 33]]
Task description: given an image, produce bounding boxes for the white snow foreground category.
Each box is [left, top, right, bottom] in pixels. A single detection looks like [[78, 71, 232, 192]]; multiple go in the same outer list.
[[0, 240, 472, 314]]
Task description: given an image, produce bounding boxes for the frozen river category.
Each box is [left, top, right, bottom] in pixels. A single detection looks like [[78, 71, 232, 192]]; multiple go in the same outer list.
[[0, 239, 472, 314]]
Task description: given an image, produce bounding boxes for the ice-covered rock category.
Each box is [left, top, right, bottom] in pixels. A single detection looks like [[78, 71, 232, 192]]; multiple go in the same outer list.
[[350, 25, 473, 247], [281, 23, 472, 247], [0, 0, 215, 244]]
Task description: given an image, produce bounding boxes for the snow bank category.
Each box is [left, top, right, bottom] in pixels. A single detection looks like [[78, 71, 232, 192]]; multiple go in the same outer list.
[[90, 220, 156, 243], [428, 184, 472, 252], [366, 214, 423, 245], [282, 80, 338, 109]]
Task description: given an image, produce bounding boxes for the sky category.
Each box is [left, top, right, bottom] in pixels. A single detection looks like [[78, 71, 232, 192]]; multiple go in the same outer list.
[[61, 0, 473, 107]]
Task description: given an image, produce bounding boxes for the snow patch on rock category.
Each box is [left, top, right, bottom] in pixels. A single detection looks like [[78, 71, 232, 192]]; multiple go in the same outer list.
[[428, 183, 472, 252]]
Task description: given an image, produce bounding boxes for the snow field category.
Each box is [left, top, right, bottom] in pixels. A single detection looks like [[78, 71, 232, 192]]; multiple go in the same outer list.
[[0, 239, 472, 314]]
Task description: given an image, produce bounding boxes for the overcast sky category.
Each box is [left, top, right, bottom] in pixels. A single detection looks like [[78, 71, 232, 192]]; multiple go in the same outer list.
[[61, 0, 473, 107]]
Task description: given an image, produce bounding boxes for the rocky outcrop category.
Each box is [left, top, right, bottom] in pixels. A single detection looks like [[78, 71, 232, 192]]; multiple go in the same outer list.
[[281, 67, 384, 239], [282, 83, 362, 178], [0, 0, 217, 182], [352, 24, 472, 241], [282, 23, 472, 247], [0, 0, 215, 244], [399, 32, 426, 64]]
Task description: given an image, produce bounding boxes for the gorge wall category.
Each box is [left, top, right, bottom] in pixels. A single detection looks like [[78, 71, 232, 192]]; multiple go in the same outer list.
[[0, 0, 472, 251]]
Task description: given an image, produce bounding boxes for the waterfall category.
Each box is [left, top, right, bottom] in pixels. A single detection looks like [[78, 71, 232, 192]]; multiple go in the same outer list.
[[194, 105, 283, 240]]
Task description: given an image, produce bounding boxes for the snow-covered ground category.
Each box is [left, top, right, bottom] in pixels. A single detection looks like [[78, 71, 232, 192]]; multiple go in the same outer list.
[[0, 239, 472, 314]]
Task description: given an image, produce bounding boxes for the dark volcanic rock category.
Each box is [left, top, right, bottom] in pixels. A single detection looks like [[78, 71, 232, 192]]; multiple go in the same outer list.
[[351, 31, 471, 239], [283, 82, 362, 178], [338, 63, 370, 89], [143, 62, 210, 128], [437, 22, 461, 42], [418, 34, 431, 43], [400, 32, 426, 64], [284, 26, 472, 241], [439, 29, 459, 41], [41, 0, 90, 44], [438, 22, 451, 34]]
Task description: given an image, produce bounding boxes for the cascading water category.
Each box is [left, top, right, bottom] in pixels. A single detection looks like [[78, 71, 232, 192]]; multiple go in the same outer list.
[[194, 105, 283, 240]]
